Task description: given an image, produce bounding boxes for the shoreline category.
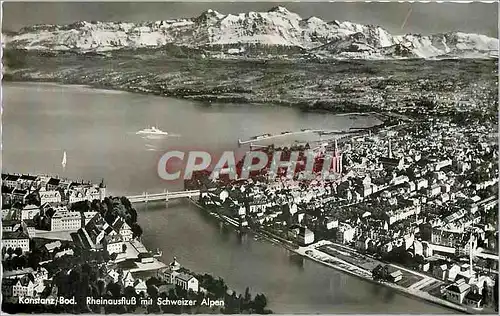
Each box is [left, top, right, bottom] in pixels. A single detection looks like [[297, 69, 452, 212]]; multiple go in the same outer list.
[[186, 198, 483, 315], [3, 79, 386, 118]]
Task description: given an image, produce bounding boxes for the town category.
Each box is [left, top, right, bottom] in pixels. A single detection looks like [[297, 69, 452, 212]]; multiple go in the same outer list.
[[185, 115, 499, 314], [1, 174, 271, 313]]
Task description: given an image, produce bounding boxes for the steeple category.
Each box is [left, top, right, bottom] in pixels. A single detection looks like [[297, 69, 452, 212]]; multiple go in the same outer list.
[[99, 178, 106, 201], [469, 235, 474, 275], [388, 138, 393, 159]]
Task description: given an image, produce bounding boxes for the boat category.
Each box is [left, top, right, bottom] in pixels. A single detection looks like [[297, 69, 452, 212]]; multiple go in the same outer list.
[[61, 151, 67, 169], [152, 248, 163, 258], [136, 126, 169, 136]]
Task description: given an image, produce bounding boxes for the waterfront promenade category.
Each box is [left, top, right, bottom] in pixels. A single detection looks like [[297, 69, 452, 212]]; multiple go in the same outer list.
[[187, 197, 490, 315]]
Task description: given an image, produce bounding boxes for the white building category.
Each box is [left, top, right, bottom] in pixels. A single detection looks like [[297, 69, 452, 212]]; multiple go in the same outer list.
[[68, 190, 88, 204], [2, 231, 30, 252], [298, 227, 315, 245], [104, 234, 124, 255], [21, 205, 40, 221], [385, 206, 420, 225], [337, 223, 355, 244], [39, 190, 61, 204], [158, 258, 199, 293], [2, 275, 35, 297], [50, 208, 82, 231], [112, 217, 133, 241], [175, 273, 199, 292]]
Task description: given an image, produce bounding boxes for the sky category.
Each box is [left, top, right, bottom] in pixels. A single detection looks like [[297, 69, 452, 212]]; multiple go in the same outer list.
[[2, 1, 498, 37]]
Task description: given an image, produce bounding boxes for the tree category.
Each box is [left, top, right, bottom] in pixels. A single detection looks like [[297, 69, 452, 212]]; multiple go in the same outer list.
[[122, 244, 127, 253], [131, 223, 143, 239], [252, 293, 268, 313], [482, 281, 489, 306], [494, 274, 499, 312], [372, 264, 383, 281], [124, 286, 138, 312], [7, 247, 14, 257], [14, 247, 23, 257]]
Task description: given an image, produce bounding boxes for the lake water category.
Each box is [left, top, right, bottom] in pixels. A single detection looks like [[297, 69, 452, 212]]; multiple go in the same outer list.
[[2, 82, 453, 314]]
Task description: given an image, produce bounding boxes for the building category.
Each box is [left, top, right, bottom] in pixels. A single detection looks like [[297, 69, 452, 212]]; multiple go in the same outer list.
[[175, 273, 199, 292], [21, 205, 40, 221], [68, 190, 88, 204], [416, 178, 429, 190], [427, 185, 442, 197], [83, 211, 98, 225], [380, 157, 404, 170], [122, 271, 135, 288], [103, 234, 124, 255], [2, 231, 30, 253], [447, 264, 462, 282], [2, 275, 35, 298], [1, 186, 14, 206], [356, 236, 371, 252], [19, 175, 38, 190], [46, 178, 61, 191], [2, 219, 21, 233], [21, 220, 36, 238], [444, 279, 471, 304], [134, 279, 147, 295], [112, 217, 133, 241], [158, 257, 199, 293], [331, 139, 343, 174], [324, 217, 338, 230], [11, 189, 29, 204], [464, 291, 483, 308], [99, 179, 107, 201], [388, 270, 403, 283], [384, 206, 420, 225], [297, 227, 315, 246], [73, 213, 115, 251], [3, 174, 20, 189], [50, 208, 82, 231], [336, 223, 355, 244], [431, 228, 463, 248], [39, 190, 61, 204], [433, 264, 448, 281]]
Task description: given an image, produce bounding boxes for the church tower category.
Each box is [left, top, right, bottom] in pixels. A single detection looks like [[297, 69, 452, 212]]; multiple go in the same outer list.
[[388, 138, 393, 159], [333, 139, 343, 174], [99, 178, 106, 201]]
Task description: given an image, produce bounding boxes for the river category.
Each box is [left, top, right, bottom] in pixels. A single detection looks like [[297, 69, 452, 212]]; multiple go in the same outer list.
[[2, 82, 453, 313]]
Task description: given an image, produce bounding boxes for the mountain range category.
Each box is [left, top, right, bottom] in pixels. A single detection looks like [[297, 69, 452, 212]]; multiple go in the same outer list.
[[3, 6, 498, 59]]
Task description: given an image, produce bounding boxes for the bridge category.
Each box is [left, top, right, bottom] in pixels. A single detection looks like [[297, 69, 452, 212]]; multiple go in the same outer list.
[[126, 189, 201, 204]]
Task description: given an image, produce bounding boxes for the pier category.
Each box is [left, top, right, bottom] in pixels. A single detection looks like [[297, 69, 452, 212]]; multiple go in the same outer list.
[[238, 129, 364, 146]]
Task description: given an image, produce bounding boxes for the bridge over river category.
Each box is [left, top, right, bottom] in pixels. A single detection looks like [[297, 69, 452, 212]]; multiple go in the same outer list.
[[127, 189, 201, 204]]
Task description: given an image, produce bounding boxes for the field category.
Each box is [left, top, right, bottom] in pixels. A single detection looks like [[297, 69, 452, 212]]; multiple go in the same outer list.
[[4, 49, 498, 117], [318, 244, 424, 288]]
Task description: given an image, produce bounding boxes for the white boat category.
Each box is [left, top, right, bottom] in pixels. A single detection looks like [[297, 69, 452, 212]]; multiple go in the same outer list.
[[136, 126, 169, 136], [61, 151, 67, 169]]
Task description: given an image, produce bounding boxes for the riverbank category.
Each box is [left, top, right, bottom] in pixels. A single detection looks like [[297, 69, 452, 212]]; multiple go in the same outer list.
[[186, 198, 489, 314]]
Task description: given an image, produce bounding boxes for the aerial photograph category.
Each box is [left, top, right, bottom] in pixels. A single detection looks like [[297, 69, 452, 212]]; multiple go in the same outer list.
[[1, 1, 498, 314]]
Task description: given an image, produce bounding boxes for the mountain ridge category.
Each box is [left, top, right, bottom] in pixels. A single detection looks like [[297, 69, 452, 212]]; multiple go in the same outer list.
[[4, 6, 498, 59]]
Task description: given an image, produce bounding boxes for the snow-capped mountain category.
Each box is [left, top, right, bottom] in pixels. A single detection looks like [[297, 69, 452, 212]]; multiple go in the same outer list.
[[4, 6, 498, 59]]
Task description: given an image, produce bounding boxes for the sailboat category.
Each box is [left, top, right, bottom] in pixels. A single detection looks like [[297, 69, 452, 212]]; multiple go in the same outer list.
[[62, 151, 67, 170]]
